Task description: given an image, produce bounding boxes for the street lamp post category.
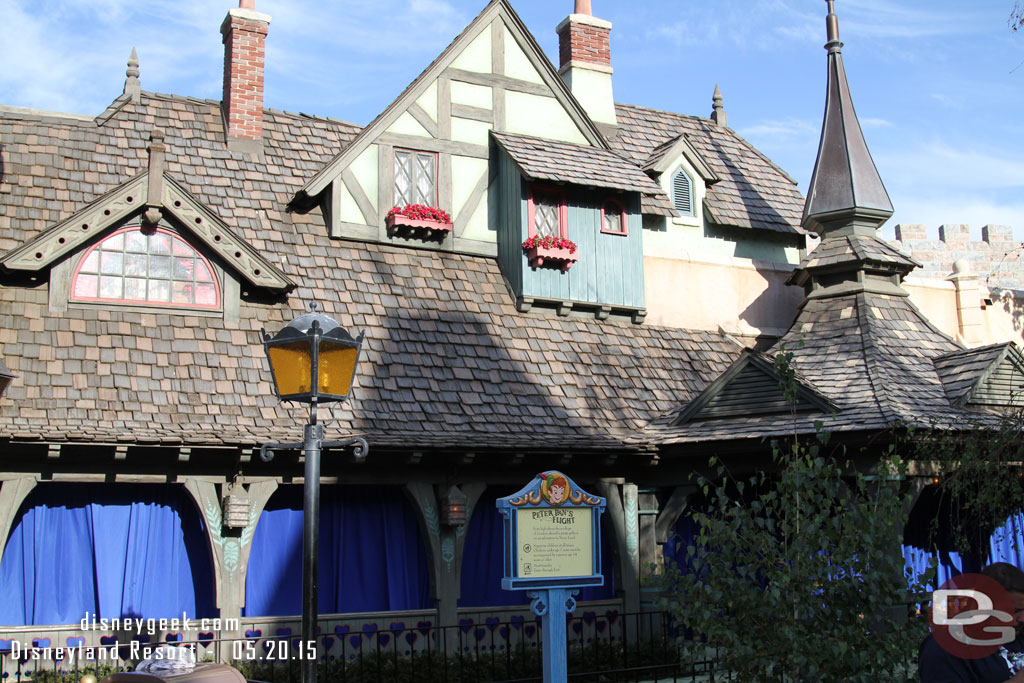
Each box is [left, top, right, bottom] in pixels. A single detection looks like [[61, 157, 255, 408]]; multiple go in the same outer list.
[[0, 358, 17, 398], [260, 303, 367, 683]]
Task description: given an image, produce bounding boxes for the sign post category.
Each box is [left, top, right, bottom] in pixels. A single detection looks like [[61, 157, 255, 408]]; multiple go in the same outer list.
[[497, 471, 606, 683]]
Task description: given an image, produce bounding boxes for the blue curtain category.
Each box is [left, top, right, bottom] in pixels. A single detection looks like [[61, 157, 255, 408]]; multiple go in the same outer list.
[[0, 483, 214, 625], [902, 485, 1024, 588], [662, 510, 701, 576], [244, 485, 430, 616], [459, 490, 616, 607]]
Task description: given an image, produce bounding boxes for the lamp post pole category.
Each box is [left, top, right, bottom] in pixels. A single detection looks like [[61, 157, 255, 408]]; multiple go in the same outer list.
[[301, 409, 322, 683]]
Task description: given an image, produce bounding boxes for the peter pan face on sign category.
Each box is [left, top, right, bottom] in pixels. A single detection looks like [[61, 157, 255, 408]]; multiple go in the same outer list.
[[540, 473, 569, 506]]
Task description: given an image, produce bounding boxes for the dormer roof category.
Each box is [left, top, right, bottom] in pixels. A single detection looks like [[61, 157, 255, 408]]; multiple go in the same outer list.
[[0, 170, 294, 293], [934, 343, 1024, 411], [492, 131, 663, 194], [642, 133, 718, 184]]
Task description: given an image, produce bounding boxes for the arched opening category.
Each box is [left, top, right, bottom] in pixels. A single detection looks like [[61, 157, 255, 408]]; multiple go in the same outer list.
[[244, 485, 430, 615], [0, 483, 215, 625]]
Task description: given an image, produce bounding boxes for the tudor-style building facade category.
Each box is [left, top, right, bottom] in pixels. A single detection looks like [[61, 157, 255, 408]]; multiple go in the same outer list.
[[0, 0, 1020, 658]]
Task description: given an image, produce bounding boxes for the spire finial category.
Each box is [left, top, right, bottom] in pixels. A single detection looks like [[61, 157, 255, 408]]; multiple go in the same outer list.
[[123, 47, 141, 104], [574, 0, 592, 15], [825, 0, 842, 52], [711, 84, 727, 127]]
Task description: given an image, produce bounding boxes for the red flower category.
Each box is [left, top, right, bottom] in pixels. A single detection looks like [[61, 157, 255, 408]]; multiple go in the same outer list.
[[522, 235, 578, 254], [388, 204, 451, 223]]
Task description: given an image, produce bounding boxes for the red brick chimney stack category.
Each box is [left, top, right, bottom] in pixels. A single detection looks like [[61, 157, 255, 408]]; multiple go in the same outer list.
[[556, 2, 617, 129], [558, 2, 610, 70], [221, 0, 270, 150]]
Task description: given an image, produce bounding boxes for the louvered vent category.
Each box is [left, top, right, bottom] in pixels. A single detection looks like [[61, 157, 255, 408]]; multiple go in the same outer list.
[[672, 169, 692, 215], [693, 364, 818, 420], [968, 354, 1024, 410]]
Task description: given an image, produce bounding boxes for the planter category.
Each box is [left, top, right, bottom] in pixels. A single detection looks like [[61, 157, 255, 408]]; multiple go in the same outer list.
[[526, 245, 578, 272], [386, 214, 453, 240]]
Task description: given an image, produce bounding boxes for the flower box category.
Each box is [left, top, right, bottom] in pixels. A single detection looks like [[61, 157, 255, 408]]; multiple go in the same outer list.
[[525, 245, 578, 272], [386, 214, 453, 235], [386, 205, 453, 241]]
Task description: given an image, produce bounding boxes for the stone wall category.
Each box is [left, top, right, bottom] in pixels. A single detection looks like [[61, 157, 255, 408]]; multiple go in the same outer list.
[[892, 224, 1024, 291]]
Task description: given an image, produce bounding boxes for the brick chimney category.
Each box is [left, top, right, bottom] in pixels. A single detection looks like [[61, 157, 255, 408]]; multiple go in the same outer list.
[[221, 0, 271, 151], [556, 1, 617, 129]]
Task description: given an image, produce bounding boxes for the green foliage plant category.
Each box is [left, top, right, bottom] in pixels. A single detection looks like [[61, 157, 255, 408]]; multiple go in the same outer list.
[[658, 348, 930, 682], [914, 413, 1024, 559]]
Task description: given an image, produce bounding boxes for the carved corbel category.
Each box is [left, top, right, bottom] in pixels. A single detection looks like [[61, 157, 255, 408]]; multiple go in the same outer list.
[[143, 129, 166, 225]]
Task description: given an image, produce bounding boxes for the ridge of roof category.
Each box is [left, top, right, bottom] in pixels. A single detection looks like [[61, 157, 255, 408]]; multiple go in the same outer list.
[[0, 103, 95, 124]]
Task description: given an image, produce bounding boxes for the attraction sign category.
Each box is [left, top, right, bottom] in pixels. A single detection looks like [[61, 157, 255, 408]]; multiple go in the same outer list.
[[498, 472, 606, 683]]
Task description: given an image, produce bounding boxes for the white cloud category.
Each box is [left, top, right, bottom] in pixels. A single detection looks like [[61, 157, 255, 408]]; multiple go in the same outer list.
[[861, 117, 894, 129], [738, 118, 819, 144]]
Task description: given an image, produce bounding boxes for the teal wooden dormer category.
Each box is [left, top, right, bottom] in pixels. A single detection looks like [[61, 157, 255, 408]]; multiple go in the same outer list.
[[492, 132, 661, 323]]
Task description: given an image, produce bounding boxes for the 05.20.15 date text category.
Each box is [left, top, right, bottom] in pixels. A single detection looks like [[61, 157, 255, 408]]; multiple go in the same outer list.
[[232, 640, 316, 660]]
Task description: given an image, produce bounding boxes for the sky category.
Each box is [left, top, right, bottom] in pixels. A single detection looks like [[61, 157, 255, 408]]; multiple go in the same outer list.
[[1, 0, 1023, 242]]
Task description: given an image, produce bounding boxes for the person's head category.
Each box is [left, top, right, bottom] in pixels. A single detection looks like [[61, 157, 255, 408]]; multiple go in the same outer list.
[[982, 562, 1024, 633]]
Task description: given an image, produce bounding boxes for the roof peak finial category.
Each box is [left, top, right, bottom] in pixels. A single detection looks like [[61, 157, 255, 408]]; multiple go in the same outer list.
[[574, 0, 592, 15], [124, 47, 141, 104], [711, 84, 727, 127], [825, 0, 842, 52]]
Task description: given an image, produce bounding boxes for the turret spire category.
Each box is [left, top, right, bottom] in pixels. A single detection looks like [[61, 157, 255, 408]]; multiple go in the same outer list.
[[710, 84, 727, 127], [124, 47, 141, 104], [802, 0, 892, 236]]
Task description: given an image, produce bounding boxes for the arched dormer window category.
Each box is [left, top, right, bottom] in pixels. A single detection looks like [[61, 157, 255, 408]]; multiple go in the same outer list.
[[71, 227, 220, 309], [672, 168, 694, 216]]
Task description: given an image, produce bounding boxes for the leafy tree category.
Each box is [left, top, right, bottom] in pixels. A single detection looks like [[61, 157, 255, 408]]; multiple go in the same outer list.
[[913, 414, 1024, 559], [658, 350, 929, 682]]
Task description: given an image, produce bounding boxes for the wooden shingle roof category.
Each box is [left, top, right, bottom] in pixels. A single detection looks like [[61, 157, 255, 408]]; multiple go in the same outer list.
[[612, 103, 806, 236], [0, 93, 741, 452]]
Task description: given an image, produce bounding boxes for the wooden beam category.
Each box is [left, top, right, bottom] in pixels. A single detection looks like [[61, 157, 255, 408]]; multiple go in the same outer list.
[[444, 68, 550, 98], [451, 104, 494, 124], [341, 167, 378, 227], [407, 102, 439, 138], [454, 169, 489, 238], [378, 133, 488, 160]]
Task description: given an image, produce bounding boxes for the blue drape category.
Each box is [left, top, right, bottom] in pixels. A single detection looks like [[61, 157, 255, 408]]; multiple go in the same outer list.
[[0, 483, 214, 625], [662, 510, 700, 575], [243, 485, 430, 616], [903, 512, 1024, 588], [902, 485, 1024, 588], [459, 491, 616, 607]]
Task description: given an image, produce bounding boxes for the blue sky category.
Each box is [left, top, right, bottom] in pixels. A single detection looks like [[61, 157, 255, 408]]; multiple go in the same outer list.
[[2, 0, 1023, 241]]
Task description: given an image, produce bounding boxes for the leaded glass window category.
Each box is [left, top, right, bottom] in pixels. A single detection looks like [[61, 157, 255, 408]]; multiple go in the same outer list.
[[71, 228, 220, 309], [534, 194, 561, 239], [602, 199, 627, 235], [394, 149, 436, 207], [528, 185, 568, 242]]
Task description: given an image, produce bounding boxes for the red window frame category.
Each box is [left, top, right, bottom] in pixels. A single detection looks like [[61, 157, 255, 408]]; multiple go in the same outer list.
[[70, 226, 222, 310], [526, 184, 569, 240], [600, 198, 628, 236]]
